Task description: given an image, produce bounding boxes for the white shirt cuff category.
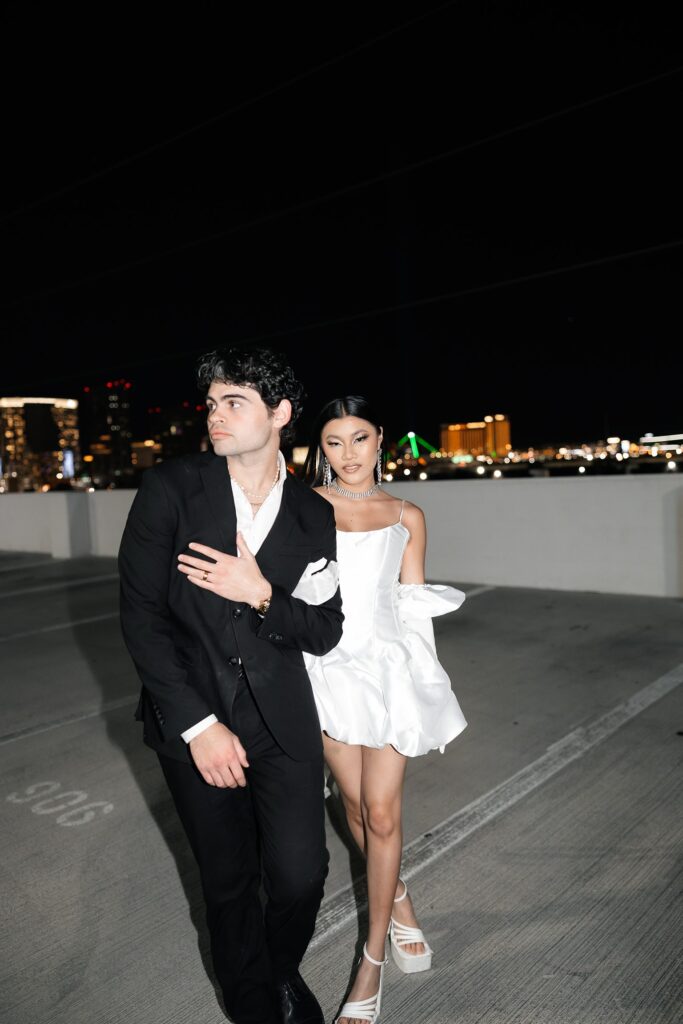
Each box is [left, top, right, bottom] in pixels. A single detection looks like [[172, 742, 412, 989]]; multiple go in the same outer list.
[[181, 714, 218, 743]]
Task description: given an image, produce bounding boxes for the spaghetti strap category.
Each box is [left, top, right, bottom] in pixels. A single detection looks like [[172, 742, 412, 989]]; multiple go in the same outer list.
[[398, 500, 406, 524]]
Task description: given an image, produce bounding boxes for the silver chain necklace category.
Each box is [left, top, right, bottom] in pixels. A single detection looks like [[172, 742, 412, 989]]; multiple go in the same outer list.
[[330, 479, 381, 500]]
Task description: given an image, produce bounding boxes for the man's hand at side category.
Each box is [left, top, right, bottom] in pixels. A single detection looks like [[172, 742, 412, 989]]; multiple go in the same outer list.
[[189, 722, 249, 788]]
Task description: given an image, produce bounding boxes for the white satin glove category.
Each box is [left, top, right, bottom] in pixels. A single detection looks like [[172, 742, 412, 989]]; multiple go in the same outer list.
[[396, 583, 466, 653]]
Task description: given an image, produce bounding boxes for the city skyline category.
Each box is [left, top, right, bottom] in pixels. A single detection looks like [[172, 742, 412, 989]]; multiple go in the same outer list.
[[1, 388, 678, 495], [0, 379, 677, 457]]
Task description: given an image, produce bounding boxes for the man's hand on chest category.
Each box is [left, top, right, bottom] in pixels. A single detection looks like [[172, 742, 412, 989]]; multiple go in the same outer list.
[[177, 533, 272, 610]]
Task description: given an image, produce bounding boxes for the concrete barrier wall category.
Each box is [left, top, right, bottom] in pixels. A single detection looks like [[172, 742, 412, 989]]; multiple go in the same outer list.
[[384, 476, 683, 597], [1, 475, 682, 596], [89, 490, 136, 557]]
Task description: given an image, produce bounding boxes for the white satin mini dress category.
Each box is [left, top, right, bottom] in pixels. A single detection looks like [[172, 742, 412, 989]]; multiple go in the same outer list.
[[304, 512, 468, 757]]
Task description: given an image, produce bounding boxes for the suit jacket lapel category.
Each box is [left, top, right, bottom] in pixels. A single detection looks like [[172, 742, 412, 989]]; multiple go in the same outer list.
[[256, 473, 297, 569], [199, 453, 238, 556]]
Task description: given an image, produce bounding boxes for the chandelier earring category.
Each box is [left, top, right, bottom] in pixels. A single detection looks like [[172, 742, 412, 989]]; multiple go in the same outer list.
[[376, 446, 384, 486], [323, 456, 332, 490]]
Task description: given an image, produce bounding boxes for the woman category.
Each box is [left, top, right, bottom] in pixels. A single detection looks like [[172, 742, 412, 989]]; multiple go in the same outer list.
[[302, 396, 467, 1024]]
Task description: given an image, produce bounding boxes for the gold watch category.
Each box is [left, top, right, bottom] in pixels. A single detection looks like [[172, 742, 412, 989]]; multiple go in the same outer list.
[[254, 595, 271, 616]]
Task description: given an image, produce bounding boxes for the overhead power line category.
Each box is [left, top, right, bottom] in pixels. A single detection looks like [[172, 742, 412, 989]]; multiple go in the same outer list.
[[4, 63, 680, 311], [0, 0, 463, 224]]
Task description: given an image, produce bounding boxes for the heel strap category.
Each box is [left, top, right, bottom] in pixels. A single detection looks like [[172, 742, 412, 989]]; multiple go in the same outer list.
[[362, 942, 388, 967], [393, 878, 408, 903]]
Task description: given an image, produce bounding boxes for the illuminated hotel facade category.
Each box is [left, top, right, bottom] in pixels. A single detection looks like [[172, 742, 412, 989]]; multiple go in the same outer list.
[[0, 397, 80, 492], [440, 414, 511, 457]]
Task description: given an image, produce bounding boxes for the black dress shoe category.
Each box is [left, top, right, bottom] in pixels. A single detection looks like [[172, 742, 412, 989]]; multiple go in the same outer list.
[[275, 972, 324, 1024]]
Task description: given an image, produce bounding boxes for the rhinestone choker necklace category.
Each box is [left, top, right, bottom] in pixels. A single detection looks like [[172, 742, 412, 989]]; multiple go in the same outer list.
[[330, 479, 381, 500]]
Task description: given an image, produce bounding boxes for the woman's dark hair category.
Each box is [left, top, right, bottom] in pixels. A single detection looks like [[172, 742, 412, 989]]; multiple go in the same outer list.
[[303, 396, 382, 486], [196, 345, 305, 445]]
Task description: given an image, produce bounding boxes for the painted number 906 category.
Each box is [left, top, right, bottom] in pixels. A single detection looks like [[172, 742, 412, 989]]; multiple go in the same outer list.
[[6, 781, 114, 826]]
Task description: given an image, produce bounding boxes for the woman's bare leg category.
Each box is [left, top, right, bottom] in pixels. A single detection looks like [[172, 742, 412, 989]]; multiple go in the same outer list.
[[324, 734, 427, 957], [331, 744, 407, 1023], [322, 733, 365, 852], [322, 738, 426, 1022]]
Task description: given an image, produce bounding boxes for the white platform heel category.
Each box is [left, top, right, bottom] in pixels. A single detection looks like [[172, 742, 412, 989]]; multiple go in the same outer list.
[[389, 879, 433, 973], [335, 943, 388, 1023]]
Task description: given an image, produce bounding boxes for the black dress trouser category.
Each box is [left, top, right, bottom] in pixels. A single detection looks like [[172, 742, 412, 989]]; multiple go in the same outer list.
[[159, 671, 328, 1024]]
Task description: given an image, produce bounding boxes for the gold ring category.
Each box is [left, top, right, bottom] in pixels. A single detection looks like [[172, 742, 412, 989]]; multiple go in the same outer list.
[[202, 570, 209, 582]]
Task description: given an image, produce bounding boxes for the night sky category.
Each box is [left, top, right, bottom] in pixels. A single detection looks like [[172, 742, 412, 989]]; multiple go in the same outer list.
[[2, 1, 681, 450]]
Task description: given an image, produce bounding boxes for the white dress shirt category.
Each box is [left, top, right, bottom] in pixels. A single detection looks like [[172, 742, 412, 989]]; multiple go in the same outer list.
[[181, 452, 287, 744]]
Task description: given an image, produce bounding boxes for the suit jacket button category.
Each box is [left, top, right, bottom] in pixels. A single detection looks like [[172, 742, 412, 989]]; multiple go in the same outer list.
[[228, 656, 239, 666], [232, 607, 242, 619]]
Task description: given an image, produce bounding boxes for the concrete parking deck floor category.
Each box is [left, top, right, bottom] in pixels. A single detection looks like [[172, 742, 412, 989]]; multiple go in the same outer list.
[[1, 554, 681, 1024]]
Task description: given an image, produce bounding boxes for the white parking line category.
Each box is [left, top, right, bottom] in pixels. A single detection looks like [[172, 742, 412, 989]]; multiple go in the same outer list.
[[0, 695, 139, 746], [0, 573, 119, 599], [311, 660, 683, 947], [0, 612, 119, 643]]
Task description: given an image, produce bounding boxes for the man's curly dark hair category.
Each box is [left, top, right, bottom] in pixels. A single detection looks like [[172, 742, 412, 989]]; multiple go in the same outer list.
[[196, 345, 305, 445]]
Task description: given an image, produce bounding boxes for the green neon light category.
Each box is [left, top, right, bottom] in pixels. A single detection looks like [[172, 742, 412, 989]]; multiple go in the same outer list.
[[396, 432, 438, 456]]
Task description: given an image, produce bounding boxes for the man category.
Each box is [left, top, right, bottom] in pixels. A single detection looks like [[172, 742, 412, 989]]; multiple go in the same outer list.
[[118, 346, 343, 1024]]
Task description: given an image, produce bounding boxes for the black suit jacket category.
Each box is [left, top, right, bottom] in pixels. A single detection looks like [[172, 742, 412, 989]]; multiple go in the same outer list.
[[118, 451, 343, 763]]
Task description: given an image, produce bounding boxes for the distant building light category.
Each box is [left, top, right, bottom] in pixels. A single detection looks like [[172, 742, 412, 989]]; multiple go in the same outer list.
[[291, 446, 309, 466], [607, 436, 620, 444], [419, 472, 427, 480], [476, 466, 486, 475], [666, 461, 678, 471], [385, 473, 394, 482], [578, 466, 586, 474], [484, 415, 493, 423], [403, 468, 411, 476], [493, 469, 502, 478], [0, 396, 78, 409], [640, 432, 683, 444]]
